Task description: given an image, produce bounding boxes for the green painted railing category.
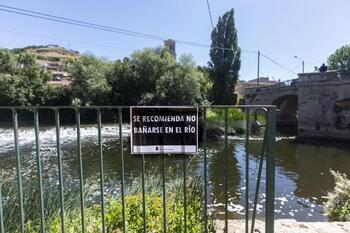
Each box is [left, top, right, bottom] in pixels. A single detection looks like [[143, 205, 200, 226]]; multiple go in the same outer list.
[[0, 105, 276, 233]]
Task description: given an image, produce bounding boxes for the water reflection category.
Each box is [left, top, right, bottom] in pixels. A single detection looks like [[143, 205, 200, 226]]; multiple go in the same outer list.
[[206, 141, 241, 219], [294, 141, 350, 200]]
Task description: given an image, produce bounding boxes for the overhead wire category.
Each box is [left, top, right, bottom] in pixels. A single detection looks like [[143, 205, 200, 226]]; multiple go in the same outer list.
[[260, 52, 297, 75], [0, 28, 131, 51], [205, 0, 214, 29], [0, 4, 255, 53], [0, 4, 163, 40], [0, 4, 299, 76], [0, 8, 163, 41]]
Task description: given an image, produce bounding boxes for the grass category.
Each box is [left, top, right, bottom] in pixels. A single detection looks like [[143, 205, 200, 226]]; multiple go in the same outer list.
[[0, 175, 98, 232], [1, 171, 215, 232]]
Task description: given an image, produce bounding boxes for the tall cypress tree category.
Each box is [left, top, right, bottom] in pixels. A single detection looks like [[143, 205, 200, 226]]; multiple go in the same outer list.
[[209, 9, 241, 105]]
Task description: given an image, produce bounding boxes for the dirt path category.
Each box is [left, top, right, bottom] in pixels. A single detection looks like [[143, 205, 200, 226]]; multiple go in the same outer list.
[[215, 219, 350, 232]]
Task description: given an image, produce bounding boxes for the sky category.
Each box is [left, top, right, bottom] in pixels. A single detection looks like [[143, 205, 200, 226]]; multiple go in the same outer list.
[[0, 0, 349, 81]]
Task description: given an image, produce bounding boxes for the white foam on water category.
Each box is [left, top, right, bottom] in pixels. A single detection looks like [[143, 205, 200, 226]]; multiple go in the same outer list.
[[226, 135, 295, 141], [0, 124, 131, 154]]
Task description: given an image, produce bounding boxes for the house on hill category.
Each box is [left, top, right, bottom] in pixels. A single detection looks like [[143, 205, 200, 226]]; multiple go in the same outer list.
[[26, 45, 79, 86]]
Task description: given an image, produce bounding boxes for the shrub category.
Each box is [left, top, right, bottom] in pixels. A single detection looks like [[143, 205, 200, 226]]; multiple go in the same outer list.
[[13, 172, 215, 233], [206, 108, 246, 134], [324, 170, 350, 221], [106, 192, 204, 233]]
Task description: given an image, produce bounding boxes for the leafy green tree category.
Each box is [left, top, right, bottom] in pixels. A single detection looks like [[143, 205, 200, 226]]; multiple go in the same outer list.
[[0, 74, 31, 106], [68, 54, 111, 105], [153, 55, 202, 105], [44, 86, 72, 106], [209, 9, 241, 105], [0, 49, 17, 74], [328, 45, 350, 78], [17, 52, 52, 105], [0, 45, 213, 107], [0, 50, 52, 106], [197, 65, 213, 105], [107, 48, 176, 106], [107, 58, 141, 106], [130, 47, 175, 98]]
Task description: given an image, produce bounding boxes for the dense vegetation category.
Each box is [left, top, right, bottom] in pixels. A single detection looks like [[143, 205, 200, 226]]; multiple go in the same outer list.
[[0, 49, 52, 106], [0, 47, 213, 107], [325, 170, 350, 221], [328, 44, 350, 78], [2, 172, 215, 232]]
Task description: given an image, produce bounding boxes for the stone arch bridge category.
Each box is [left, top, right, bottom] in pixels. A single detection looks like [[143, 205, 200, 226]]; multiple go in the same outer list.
[[245, 71, 350, 140]]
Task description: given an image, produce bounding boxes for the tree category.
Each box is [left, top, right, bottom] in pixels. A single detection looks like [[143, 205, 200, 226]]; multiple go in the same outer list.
[[107, 58, 141, 106], [328, 45, 350, 78], [130, 47, 175, 99], [107, 48, 176, 106], [153, 55, 202, 105], [209, 9, 241, 105], [197, 65, 213, 104], [44, 86, 72, 106], [0, 50, 52, 106], [0, 74, 31, 106], [68, 54, 112, 105], [0, 49, 17, 74]]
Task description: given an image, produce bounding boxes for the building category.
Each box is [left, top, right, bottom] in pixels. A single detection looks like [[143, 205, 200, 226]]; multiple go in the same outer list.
[[27, 45, 79, 86]]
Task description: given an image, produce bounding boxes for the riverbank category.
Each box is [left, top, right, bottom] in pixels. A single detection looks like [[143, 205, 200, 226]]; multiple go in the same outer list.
[[216, 219, 350, 232]]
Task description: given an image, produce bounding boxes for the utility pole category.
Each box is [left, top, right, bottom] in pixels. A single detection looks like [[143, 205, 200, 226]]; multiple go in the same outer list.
[[302, 60, 305, 73], [257, 50, 260, 85], [294, 56, 305, 73]]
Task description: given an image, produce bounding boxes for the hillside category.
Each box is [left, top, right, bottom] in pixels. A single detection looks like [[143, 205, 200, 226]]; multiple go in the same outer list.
[[16, 45, 80, 85]]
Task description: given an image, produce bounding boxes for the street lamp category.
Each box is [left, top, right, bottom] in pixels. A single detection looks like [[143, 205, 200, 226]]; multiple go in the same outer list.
[[294, 56, 305, 73]]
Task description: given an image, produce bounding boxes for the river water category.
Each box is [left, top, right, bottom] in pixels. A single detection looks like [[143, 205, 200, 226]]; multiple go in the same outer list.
[[0, 125, 349, 222]]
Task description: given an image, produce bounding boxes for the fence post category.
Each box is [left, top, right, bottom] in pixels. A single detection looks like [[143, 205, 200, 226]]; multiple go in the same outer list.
[[118, 108, 126, 233], [75, 109, 85, 233], [162, 154, 167, 233], [97, 109, 106, 233], [0, 177, 4, 233], [224, 108, 228, 233], [34, 109, 45, 233], [12, 109, 24, 233], [54, 109, 65, 233], [265, 107, 276, 233], [203, 108, 208, 233], [245, 109, 250, 233]]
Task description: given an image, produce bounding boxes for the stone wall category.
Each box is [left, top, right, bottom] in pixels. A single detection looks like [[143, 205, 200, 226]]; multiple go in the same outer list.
[[298, 71, 350, 140]]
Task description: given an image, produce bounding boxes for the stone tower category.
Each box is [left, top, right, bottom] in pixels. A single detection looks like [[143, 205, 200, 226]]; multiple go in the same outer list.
[[164, 39, 176, 60]]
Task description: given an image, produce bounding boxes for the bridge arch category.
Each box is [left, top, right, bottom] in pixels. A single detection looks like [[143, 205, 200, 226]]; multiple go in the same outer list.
[[271, 94, 298, 126]]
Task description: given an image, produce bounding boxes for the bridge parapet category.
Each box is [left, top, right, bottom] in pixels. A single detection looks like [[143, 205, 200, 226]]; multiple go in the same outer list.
[[245, 79, 298, 96], [298, 71, 339, 84]]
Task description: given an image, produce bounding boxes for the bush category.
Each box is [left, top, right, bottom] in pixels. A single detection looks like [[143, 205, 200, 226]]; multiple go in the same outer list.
[[4, 172, 215, 232], [54, 175, 213, 232], [106, 192, 204, 233], [324, 170, 350, 221], [206, 108, 246, 134]]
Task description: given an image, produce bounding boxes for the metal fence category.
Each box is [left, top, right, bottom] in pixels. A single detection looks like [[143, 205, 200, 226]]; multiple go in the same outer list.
[[0, 105, 276, 233]]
